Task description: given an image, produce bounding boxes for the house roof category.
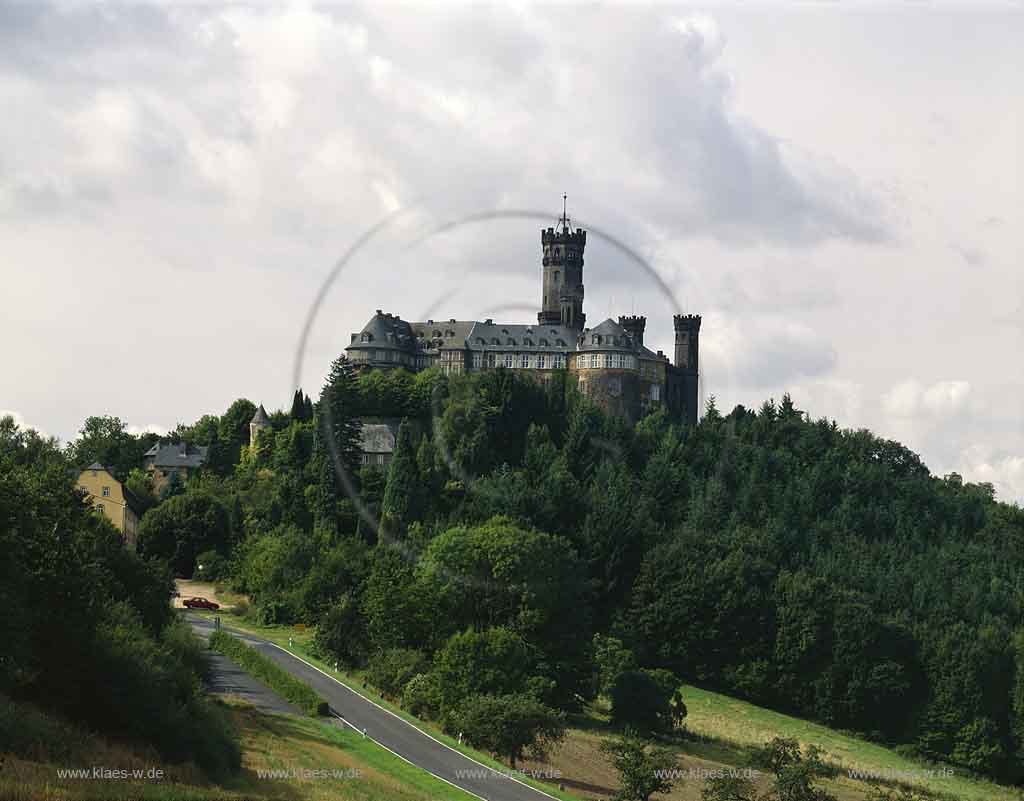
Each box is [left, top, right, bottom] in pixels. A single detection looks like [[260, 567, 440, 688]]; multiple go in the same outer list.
[[144, 442, 209, 468], [359, 421, 400, 454], [85, 461, 107, 471]]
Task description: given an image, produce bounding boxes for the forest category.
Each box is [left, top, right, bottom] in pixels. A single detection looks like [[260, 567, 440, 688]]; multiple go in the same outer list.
[[16, 357, 1024, 788]]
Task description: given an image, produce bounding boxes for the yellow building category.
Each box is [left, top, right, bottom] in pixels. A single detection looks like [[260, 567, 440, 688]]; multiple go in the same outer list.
[[76, 463, 145, 548]]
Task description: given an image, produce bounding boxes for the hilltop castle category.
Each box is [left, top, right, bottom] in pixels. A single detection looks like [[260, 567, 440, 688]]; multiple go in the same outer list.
[[346, 201, 701, 425]]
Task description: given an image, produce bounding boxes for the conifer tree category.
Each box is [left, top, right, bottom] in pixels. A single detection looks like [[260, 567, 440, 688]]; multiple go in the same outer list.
[[313, 356, 363, 534], [381, 419, 423, 537]]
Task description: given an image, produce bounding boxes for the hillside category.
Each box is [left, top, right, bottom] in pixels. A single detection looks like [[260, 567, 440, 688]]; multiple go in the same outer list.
[[0, 694, 477, 801]]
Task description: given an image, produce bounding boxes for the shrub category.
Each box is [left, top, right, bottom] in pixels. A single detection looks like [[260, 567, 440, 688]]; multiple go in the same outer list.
[[230, 598, 250, 618], [449, 693, 566, 768], [403, 673, 441, 718], [609, 669, 678, 734], [209, 630, 328, 717], [366, 648, 429, 698], [314, 594, 368, 667]]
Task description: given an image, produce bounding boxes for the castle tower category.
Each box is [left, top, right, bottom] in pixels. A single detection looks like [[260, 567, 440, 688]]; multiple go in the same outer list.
[[249, 404, 270, 447], [618, 315, 646, 347], [539, 195, 587, 331], [673, 315, 701, 424]]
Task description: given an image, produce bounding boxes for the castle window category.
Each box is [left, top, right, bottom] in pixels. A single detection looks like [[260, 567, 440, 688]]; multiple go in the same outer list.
[[491, 337, 500, 345], [504, 353, 514, 368], [604, 353, 612, 368], [507, 338, 516, 346], [590, 354, 599, 368], [540, 338, 548, 346], [538, 354, 546, 369], [592, 335, 600, 345], [554, 271, 560, 283], [486, 353, 496, 368], [519, 353, 529, 369], [95, 503, 104, 514], [553, 354, 564, 368], [524, 338, 533, 346], [652, 384, 661, 402], [102, 486, 110, 497], [472, 352, 482, 368]]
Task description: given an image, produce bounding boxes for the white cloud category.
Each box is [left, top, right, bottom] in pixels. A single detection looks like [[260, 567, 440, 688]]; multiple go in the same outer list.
[[0, 410, 49, 439], [882, 379, 971, 419]]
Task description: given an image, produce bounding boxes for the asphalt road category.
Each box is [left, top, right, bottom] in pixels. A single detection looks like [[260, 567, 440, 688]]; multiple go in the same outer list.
[[187, 614, 562, 801], [191, 618, 302, 716]]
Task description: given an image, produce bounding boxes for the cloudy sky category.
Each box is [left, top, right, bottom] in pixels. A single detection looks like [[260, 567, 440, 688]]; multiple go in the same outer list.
[[2, 1, 1021, 502]]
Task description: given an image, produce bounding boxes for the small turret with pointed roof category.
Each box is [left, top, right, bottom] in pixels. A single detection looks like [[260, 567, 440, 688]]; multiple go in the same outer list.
[[249, 403, 270, 446]]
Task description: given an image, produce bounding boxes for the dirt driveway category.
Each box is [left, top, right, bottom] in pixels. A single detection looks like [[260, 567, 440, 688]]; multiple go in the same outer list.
[[174, 578, 234, 610]]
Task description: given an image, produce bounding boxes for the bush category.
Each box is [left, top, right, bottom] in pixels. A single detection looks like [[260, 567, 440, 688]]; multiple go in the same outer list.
[[448, 692, 566, 768], [609, 669, 678, 734], [209, 630, 328, 717], [230, 598, 250, 618], [195, 549, 227, 582], [403, 673, 441, 718], [314, 594, 368, 667], [90, 603, 240, 777], [366, 648, 429, 698]]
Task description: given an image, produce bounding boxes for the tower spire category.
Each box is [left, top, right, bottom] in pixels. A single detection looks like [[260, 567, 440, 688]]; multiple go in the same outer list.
[[559, 193, 570, 235]]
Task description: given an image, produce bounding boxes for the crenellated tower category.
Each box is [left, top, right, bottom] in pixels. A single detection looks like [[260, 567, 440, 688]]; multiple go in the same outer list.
[[618, 315, 646, 347], [539, 195, 586, 331], [673, 314, 701, 424]]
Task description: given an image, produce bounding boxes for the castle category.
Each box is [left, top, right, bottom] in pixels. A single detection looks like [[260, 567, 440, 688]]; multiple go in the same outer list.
[[346, 201, 701, 425]]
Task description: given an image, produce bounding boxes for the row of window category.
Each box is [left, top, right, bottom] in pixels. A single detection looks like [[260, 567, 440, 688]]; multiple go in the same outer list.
[[471, 352, 567, 370], [576, 353, 637, 370]]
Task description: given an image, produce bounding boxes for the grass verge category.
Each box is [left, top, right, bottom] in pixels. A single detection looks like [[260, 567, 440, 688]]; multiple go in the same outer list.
[[208, 630, 329, 717]]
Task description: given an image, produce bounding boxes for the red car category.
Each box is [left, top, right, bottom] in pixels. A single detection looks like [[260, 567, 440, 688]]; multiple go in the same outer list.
[[183, 596, 220, 610]]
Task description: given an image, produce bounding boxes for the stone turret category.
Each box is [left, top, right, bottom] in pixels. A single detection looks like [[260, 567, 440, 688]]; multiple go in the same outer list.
[[673, 314, 701, 372], [249, 404, 270, 447], [539, 196, 586, 331], [618, 315, 646, 347]]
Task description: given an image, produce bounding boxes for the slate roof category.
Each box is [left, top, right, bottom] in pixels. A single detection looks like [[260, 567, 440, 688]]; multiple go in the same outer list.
[[86, 461, 106, 471], [360, 421, 400, 454], [409, 320, 477, 353], [348, 311, 417, 352], [143, 442, 209, 468], [465, 321, 575, 352], [250, 404, 270, 426], [577, 318, 639, 352]]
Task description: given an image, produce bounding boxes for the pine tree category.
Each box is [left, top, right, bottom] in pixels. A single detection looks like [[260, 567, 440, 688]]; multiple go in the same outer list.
[[381, 419, 423, 538], [313, 356, 363, 534]]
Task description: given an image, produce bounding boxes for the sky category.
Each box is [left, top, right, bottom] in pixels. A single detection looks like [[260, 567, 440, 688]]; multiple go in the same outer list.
[[1, 1, 1021, 503]]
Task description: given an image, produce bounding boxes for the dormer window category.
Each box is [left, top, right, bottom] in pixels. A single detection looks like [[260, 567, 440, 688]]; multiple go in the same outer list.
[[592, 335, 600, 345], [540, 338, 549, 346]]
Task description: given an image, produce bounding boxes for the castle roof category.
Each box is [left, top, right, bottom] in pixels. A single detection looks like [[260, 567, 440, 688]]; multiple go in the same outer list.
[[348, 310, 417, 352], [410, 319, 477, 353], [250, 404, 270, 426], [577, 318, 640, 352], [465, 321, 575, 351]]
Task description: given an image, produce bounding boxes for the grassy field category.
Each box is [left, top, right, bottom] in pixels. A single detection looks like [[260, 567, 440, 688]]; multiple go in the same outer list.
[[0, 696, 478, 801], [679, 684, 1024, 801]]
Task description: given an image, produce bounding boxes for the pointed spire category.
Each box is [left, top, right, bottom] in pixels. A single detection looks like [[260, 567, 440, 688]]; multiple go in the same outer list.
[[558, 193, 573, 235]]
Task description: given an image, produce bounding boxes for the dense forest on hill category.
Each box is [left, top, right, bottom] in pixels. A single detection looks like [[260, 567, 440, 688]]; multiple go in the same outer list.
[[48, 361, 1024, 786]]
